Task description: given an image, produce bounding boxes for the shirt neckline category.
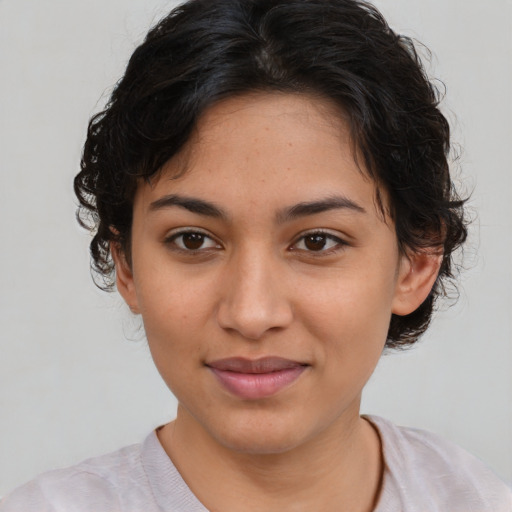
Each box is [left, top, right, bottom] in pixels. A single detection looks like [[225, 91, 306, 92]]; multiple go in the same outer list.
[[141, 416, 399, 512]]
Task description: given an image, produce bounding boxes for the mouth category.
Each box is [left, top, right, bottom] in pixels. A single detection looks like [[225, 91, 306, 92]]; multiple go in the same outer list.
[[206, 357, 309, 400]]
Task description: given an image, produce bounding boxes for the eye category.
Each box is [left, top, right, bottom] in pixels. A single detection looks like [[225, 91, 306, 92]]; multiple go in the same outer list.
[[166, 230, 221, 252], [292, 231, 346, 253]]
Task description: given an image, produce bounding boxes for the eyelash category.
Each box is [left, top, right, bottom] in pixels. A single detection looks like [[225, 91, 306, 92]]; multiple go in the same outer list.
[[163, 229, 347, 255], [291, 230, 347, 255], [164, 229, 222, 253]]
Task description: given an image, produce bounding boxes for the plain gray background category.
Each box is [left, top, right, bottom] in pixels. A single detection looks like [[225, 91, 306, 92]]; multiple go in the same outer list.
[[1, 0, 511, 496]]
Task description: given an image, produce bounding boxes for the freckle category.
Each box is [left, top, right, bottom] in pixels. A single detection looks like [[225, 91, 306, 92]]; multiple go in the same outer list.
[[288, 142, 293, 147]]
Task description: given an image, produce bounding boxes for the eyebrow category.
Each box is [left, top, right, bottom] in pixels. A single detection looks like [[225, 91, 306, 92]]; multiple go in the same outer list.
[[276, 195, 366, 223], [148, 193, 366, 222], [149, 194, 228, 220]]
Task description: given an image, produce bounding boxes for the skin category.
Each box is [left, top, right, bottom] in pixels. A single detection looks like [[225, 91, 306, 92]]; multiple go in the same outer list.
[[114, 93, 441, 512]]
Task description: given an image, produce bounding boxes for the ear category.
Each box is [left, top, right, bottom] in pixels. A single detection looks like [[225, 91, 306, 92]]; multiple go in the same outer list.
[[392, 249, 442, 316], [111, 242, 140, 314]]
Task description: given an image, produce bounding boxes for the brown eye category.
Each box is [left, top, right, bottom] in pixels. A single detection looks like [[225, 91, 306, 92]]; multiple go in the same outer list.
[[182, 232, 206, 250], [168, 230, 220, 251], [304, 234, 328, 251], [293, 231, 346, 253]]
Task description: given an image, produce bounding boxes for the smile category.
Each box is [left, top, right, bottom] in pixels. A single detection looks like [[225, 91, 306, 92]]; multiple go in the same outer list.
[[206, 357, 308, 400]]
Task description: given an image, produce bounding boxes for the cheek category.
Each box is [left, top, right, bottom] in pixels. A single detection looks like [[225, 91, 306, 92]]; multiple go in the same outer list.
[[134, 274, 204, 361], [140, 295, 204, 399], [134, 256, 211, 323], [296, 264, 395, 385], [141, 292, 203, 348], [300, 271, 395, 342]]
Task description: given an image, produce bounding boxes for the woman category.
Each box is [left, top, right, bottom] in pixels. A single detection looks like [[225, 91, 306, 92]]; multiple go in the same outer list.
[[2, 0, 511, 510]]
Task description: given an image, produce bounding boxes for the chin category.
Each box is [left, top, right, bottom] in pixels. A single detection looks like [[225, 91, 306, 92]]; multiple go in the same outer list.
[[208, 414, 316, 455], [219, 432, 304, 455]]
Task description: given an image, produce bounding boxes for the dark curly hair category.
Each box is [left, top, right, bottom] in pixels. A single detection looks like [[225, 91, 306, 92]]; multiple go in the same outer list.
[[74, 0, 467, 349]]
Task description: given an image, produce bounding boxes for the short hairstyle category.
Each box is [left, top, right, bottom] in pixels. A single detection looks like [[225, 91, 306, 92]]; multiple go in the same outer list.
[[74, 0, 467, 349]]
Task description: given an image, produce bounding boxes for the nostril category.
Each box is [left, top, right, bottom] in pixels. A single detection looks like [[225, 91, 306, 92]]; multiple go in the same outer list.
[[216, 295, 293, 340]]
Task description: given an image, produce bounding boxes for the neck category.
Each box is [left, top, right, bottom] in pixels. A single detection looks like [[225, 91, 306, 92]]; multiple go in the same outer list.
[[158, 405, 383, 512]]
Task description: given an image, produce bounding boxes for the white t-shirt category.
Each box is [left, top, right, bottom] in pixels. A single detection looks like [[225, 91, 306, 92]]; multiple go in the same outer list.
[[1, 416, 511, 511]]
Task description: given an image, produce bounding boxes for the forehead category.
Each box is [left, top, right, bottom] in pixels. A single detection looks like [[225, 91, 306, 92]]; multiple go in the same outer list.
[[135, 93, 388, 221], [181, 92, 354, 174]]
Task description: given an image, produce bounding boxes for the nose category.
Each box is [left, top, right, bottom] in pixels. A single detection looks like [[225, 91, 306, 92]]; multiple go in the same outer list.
[[216, 249, 294, 340]]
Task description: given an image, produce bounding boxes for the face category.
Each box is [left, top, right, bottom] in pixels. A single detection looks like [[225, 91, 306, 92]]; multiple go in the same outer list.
[[115, 93, 434, 454]]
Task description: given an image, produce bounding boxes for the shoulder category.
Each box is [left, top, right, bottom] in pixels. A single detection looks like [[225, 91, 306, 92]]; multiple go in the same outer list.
[[367, 415, 512, 512], [0, 440, 154, 512]]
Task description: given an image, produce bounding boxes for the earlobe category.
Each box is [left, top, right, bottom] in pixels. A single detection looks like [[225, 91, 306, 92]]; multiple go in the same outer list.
[[392, 249, 443, 316], [111, 242, 140, 314]]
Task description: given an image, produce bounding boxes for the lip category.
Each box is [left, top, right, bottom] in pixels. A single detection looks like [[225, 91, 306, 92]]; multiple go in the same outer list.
[[206, 357, 308, 400]]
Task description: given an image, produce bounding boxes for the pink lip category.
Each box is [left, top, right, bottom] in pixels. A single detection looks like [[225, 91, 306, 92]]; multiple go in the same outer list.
[[206, 357, 308, 400]]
